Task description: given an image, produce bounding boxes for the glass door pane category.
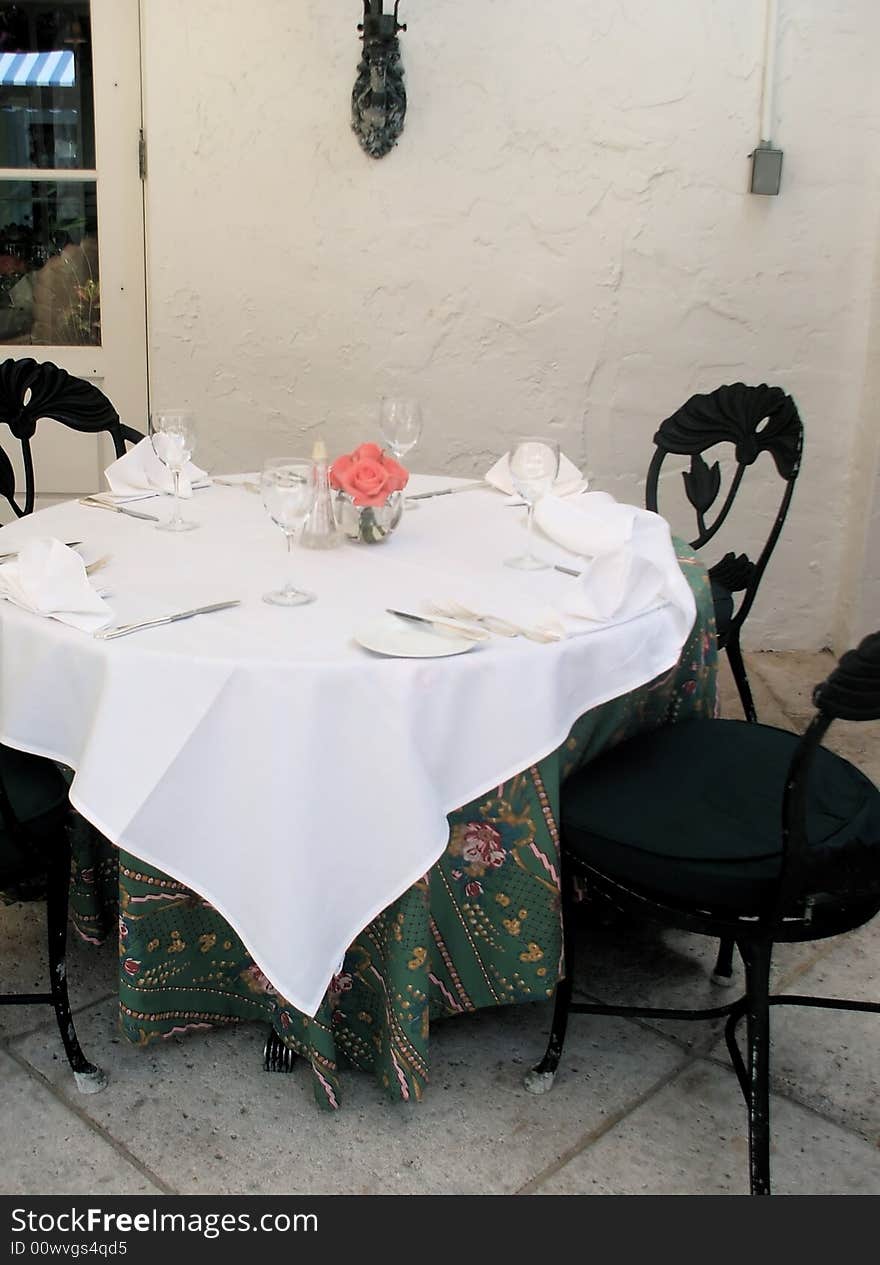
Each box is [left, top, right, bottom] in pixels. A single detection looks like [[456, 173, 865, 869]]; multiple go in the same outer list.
[[0, 1, 99, 346]]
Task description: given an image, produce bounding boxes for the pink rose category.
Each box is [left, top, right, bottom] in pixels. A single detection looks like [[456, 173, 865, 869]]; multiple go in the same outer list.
[[465, 880, 483, 898], [461, 822, 506, 869], [123, 958, 140, 976], [330, 445, 410, 507]]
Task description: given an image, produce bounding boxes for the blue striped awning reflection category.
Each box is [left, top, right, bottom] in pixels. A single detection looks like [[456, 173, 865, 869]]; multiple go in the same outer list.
[[0, 51, 76, 88]]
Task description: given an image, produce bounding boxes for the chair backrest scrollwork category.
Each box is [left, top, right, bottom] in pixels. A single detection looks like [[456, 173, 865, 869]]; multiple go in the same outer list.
[[645, 382, 804, 634], [0, 357, 142, 517]]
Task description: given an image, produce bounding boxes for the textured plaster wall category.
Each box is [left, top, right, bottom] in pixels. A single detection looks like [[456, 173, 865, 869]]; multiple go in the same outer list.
[[835, 237, 880, 649], [141, 0, 880, 649]]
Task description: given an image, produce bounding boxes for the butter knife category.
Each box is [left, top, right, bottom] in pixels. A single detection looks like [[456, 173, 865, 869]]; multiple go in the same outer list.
[[94, 600, 241, 640], [386, 609, 490, 642], [79, 497, 161, 522]]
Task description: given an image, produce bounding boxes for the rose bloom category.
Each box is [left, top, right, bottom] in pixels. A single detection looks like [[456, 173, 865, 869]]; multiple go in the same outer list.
[[330, 442, 409, 507], [461, 822, 506, 869]]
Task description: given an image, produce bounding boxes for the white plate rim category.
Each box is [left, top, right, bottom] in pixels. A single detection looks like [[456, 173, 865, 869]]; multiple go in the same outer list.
[[354, 614, 478, 658]]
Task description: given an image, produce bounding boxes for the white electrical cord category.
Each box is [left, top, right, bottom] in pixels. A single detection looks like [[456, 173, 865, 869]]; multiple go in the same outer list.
[[759, 0, 779, 144]]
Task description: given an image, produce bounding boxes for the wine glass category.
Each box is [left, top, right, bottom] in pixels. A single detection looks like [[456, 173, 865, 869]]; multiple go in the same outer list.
[[260, 457, 317, 606], [149, 410, 198, 532], [380, 397, 422, 509], [504, 437, 560, 570], [379, 397, 422, 461]]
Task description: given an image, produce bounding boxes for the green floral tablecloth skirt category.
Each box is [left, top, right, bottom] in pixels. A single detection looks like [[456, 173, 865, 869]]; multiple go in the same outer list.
[[68, 544, 717, 1109]]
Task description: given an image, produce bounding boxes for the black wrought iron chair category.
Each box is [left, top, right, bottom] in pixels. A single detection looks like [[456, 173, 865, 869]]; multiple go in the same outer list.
[[0, 746, 107, 1093], [525, 633, 880, 1195], [0, 358, 136, 1090], [0, 356, 142, 517], [646, 383, 803, 726]]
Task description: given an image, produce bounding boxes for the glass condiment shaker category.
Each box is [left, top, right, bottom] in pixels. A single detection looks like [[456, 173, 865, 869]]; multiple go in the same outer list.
[[300, 438, 343, 549]]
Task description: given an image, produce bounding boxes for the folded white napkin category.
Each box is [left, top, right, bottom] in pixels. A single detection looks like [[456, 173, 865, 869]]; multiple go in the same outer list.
[[484, 451, 586, 498], [534, 492, 636, 556], [0, 538, 112, 632], [432, 495, 695, 639], [562, 550, 667, 622], [105, 437, 208, 499]]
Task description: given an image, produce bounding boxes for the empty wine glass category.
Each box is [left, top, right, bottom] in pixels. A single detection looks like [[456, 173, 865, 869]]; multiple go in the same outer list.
[[504, 437, 560, 570], [260, 457, 317, 606], [379, 397, 422, 462], [150, 410, 198, 532], [380, 397, 422, 509]]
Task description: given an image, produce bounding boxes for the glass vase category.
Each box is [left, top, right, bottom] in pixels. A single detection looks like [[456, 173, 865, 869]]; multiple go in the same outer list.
[[336, 491, 403, 544]]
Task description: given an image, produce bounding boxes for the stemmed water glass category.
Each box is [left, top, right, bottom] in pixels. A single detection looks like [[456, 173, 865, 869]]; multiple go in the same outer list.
[[150, 410, 198, 532], [380, 397, 422, 509], [504, 437, 560, 570], [379, 397, 422, 462], [260, 457, 317, 606]]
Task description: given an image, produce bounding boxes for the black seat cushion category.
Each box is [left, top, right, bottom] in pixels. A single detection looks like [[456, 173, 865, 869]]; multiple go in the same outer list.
[[0, 746, 70, 885], [561, 719, 880, 915], [710, 580, 734, 640]]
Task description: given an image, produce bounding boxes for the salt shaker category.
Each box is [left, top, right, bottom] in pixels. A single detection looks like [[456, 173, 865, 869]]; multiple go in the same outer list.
[[301, 439, 343, 549]]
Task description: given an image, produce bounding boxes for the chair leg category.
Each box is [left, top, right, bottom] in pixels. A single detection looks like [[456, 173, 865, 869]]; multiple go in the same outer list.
[[725, 633, 757, 724], [739, 938, 773, 1195], [711, 937, 737, 987], [524, 959, 572, 1094], [45, 827, 107, 1093], [524, 873, 576, 1095]]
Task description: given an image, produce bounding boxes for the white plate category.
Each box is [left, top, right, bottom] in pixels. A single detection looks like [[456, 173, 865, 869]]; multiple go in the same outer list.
[[354, 613, 479, 658]]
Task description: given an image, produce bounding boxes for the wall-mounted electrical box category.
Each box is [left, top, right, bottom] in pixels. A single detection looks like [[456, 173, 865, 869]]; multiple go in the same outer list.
[[750, 143, 784, 196]]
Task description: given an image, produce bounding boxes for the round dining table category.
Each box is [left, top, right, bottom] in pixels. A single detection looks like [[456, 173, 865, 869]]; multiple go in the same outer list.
[[0, 474, 717, 1107]]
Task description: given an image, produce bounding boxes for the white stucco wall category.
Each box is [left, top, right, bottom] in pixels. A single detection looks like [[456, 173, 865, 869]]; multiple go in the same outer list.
[[140, 0, 880, 649]]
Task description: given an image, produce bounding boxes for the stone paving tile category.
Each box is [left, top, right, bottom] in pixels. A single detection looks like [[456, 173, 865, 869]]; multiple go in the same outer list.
[[11, 995, 686, 1196], [0, 900, 117, 1040], [748, 649, 837, 723], [0, 1049, 162, 1195], [707, 919, 880, 1143], [533, 1058, 880, 1195], [569, 912, 831, 1054]]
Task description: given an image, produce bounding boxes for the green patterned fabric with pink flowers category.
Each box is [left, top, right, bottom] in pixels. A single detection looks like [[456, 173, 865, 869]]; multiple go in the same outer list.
[[68, 543, 717, 1109]]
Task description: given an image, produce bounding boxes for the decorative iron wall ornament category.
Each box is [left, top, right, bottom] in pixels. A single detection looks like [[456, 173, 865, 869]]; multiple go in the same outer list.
[[352, 1, 407, 159]]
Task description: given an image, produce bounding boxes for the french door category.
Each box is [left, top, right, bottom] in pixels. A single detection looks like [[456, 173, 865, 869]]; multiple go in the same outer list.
[[0, 0, 147, 510]]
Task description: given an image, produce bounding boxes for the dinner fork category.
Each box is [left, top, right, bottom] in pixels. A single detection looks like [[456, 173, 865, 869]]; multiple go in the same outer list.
[[428, 601, 562, 643], [85, 555, 110, 576]]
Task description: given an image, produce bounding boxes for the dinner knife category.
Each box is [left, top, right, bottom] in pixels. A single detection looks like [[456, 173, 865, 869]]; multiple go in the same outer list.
[[0, 541, 82, 562], [386, 609, 490, 642], [94, 600, 242, 640], [405, 483, 485, 500], [79, 497, 161, 522]]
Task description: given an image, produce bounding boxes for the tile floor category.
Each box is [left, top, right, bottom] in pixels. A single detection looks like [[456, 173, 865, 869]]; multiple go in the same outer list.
[[2, 651, 878, 1196]]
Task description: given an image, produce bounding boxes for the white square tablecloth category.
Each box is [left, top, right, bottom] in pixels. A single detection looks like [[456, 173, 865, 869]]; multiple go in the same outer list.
[[0, 476, 695, 1015]]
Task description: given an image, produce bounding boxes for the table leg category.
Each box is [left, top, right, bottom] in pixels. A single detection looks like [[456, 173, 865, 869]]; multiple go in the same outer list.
[[263, 1028, 297, 1072]]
